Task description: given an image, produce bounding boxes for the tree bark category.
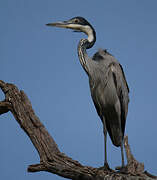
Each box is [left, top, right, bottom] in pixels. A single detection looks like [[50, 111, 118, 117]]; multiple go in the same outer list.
[[0, 80, 156, 180]]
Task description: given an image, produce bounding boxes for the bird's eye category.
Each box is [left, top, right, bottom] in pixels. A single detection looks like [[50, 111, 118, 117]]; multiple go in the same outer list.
[[74, 19, 79, 23]]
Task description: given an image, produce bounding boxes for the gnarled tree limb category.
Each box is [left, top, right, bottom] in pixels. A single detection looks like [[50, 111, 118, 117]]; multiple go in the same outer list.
[[0, 80, 156, 180]]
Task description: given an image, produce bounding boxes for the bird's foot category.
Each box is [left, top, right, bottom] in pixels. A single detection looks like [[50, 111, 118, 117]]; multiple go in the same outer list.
[[98, 163, 115, 172], [115, 165, 128, 174]]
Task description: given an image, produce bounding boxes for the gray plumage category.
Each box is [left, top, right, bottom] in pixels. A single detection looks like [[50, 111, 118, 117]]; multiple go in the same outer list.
[[89, 49, 129, 147], [46, 16, 129, 169]]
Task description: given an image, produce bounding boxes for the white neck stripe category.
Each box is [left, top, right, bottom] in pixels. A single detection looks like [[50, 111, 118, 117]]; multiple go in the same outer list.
[[66, 24, 94, 43]]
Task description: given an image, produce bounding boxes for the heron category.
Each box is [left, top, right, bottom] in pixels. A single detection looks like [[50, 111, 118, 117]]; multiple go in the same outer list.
[[46, 17, 129, 170]]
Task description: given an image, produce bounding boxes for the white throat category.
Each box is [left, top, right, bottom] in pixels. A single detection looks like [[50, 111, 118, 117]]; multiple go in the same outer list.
[[66, 24, 94, 43], [82, 25, 94, 43]]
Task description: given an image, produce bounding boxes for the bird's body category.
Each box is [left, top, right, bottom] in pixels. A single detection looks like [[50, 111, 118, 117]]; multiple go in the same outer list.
[[46, 16, 129, 170], [88, 49, 129, 147]]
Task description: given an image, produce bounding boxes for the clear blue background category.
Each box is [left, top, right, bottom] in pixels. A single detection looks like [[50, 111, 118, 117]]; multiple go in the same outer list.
[[0, 0, 157, 179]]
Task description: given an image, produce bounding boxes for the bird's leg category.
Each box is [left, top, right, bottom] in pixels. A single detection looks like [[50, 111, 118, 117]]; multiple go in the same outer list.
[[102, 122, 111, 170], [98, 125, 111, 171], [120, 139, 125, 168], [116, 138, 127, 172], [104, 127, 108, 167], [99, 125, 115, 172], [98, 118, 115, 172]]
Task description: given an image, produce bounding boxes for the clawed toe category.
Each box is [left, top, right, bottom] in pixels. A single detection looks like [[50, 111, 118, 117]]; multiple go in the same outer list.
[[115, 165, 128, 173], [98, 163, 115, 172]]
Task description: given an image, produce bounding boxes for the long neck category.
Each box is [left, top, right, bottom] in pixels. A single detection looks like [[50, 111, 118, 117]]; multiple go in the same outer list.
[[77, 30, 96, 74]]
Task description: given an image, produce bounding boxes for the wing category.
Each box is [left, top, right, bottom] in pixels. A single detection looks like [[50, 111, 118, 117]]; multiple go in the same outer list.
[[89, 77, 103, 119], [110, 63, 129, 136], [90, 49, 129, 138]]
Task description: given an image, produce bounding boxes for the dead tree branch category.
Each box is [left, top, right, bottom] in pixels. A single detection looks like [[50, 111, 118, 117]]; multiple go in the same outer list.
[[0, 80, 156, 180]]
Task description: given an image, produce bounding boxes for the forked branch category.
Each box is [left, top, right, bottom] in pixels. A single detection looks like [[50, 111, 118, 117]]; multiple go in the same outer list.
[[0, 80, 156, 180]]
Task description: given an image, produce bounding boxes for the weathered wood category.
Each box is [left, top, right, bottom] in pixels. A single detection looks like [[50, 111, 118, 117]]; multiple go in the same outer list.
[[0, 80, 156, 180]]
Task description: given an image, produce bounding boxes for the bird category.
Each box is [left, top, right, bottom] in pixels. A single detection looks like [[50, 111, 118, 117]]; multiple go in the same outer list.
[[46, 17, 129, 170]]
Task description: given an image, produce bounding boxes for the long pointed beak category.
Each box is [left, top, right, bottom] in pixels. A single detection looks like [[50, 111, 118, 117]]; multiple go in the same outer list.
[[46, 21, 70, 29], [46, 20, 83, 32]]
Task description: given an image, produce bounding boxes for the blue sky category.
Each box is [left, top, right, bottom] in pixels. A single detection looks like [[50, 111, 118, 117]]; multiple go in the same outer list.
[[0, 0, 157, 179]]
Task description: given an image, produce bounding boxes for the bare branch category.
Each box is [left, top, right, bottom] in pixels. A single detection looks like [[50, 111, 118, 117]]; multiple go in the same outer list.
[[0, 101, 12, 115], [0, 80, 156, 180]]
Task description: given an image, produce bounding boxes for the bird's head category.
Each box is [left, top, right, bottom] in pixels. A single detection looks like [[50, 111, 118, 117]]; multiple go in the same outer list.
[[46, 16, 96, 44]]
